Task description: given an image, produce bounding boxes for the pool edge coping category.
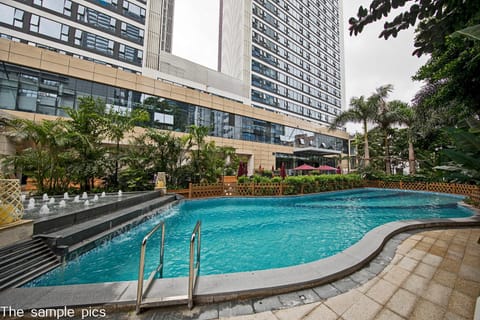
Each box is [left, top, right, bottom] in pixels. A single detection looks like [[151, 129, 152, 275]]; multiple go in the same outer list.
[[1, 199, 479, 311]]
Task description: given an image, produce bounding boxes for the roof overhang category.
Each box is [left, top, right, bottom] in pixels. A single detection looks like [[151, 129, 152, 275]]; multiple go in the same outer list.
[[293, 147, 342, 157]]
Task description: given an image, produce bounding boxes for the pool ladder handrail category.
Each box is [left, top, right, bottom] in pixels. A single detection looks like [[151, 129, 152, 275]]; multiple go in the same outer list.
[[136, 220, 202, 313], [188, 220, 202, 309], [136, 221, 165, 314]]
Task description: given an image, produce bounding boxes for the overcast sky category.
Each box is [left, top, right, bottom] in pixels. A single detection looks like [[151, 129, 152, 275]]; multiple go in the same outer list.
[[172, 0, 429, 133]]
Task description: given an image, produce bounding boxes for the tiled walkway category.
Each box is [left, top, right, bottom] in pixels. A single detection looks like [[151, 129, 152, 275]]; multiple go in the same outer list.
[[106, 228, 480, 319], [227, 228, 480, 320]]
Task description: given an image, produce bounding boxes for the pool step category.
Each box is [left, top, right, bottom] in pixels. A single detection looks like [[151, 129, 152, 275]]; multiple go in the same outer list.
[[37, 195, 178, 257], [0, 238, 60, 290]]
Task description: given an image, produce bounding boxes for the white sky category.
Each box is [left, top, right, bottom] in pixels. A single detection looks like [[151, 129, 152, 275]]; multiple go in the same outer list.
[[172, 0, 429, 134]]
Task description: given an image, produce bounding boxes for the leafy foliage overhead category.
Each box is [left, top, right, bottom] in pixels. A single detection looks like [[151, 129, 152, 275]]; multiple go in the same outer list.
[[348, 0, 480, 56]]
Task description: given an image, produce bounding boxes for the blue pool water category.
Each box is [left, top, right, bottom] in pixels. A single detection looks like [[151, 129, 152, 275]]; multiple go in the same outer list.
[[27, 188, 474, 286]]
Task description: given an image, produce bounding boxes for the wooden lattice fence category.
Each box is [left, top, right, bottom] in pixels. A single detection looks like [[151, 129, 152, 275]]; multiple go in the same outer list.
[[0, 179, 24, 225], [175, 180, 480, 202]]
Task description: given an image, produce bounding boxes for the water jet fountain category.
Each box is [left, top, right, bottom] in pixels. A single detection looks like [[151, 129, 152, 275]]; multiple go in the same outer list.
[[39, 205, 50, 215]]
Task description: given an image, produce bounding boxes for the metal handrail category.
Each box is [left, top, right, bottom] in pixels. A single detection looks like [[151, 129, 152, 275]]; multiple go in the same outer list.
[[136, 221, 165, 314], [188, 220, 201, 309]]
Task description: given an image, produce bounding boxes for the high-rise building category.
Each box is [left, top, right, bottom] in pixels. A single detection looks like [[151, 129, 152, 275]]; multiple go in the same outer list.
[[0, 0, 351, 173], [0, 0, 175, 74], [219, 0, 345, 127]]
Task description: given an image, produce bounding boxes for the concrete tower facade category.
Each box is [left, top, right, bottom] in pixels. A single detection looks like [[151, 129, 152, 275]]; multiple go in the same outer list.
[[219, 0, 345, 127]]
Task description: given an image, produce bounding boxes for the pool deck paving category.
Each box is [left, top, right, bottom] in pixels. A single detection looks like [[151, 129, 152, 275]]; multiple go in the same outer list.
[[104, 227, 480, 320]]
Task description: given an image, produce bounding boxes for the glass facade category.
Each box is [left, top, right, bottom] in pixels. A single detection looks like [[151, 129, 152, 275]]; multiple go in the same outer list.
[[0, 62, 347, 154], [0, 1, 145, 68], [250, 0, 342, 125]]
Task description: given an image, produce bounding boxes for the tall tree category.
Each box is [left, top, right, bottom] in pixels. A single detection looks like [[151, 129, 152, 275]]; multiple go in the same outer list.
[[63, 97, 108, 191], [371, 85, 396, 174], [393, 102, 417, 174], [330, 96, 376, 167], [104, 107, 149, 188]]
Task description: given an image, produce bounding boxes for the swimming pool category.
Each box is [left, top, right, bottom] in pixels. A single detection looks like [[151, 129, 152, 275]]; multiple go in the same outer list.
[[27, 188, 474, 287]]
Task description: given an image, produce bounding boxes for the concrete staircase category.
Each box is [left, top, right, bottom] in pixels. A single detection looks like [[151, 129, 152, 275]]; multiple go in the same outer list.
[[0, 238, 60, 290]]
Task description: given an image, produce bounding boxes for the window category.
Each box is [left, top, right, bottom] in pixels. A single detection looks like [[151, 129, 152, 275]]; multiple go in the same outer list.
[[122, 1, 146, 22], [77, 5, 116, 31], [33, 0, 72, 16], [30, 15, 69, 42], [119, 44, 143, 64], [0, 4, 24, 28], [75, 30, 114, 56], [121, 22, 144, 43]]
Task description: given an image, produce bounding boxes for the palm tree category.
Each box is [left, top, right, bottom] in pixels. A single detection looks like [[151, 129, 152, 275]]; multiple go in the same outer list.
[[369, 85, 397, 174], [393, 102, 417, 174], [330, 96, 376, 168]]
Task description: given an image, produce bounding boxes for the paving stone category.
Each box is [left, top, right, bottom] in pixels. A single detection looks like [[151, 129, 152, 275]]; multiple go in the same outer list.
[[222, 311, 277, 320], [415, 241, 433, 252], [423, 281, 452, 306], [458, 264, 480, 282], [331, 276, 359, 293], [253, 296, 283, 313], [365, 278, 397, 305], [414, 262, 437, 280], [349, 268, 376, 285], [218, 301, 253, 318], [273, 302, 319, 320], [324, 289, 361, 315], [356, 276, 380, 294], [410, 298, 445, 320], [366, 261, 388, 275], [433, 269, 457, 288], [443, 311, 469, 320], [454, 278, 480, 298], [401, 273, 430, 296], [342, 293, 382, 320], [303, 303, 338, 320], [382, 265, 410, 286], [288, 289, 321, 304], [374, 308, 405, 320], [313, 284, 341, 300], [422, 253, 443, 267], [462, 253, 480, 267], [397, 256, 418, 271], [448, 290, 476, 318], [439, 258, 461, 273], [407, 248, 426, 261], [443, 311, 470, 320], [386, 288, 417, 318], [276, 290, 314, 308]]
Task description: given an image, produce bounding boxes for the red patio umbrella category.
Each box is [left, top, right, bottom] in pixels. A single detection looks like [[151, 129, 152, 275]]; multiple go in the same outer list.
[[293, 164, 316, 170], [317, 165, 337, 171]]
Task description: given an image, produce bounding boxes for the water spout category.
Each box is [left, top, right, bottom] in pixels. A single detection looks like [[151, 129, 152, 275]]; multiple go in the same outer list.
[[59, 200, 66, 208], [64, 192, 69, 200], [93, 195, 99, 202], [73, 195, 80, 203], [27, 198, 35, 210], [118, 190, 123, 197], [101, 192, 106, 197], [84, 200, 90, 206], [39, 204, 50, 215], [49, 197, 55, 204], [82, 192, 88, 200], [42, 193, 49, 201], [21, 194, 26, 202]]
